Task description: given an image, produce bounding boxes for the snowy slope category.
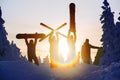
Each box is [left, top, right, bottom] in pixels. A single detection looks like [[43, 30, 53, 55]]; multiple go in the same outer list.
[[0, 61, 51, 80], [0, 61, 98, 80], [0, 60, 120, 80], [82, 62, 120, 80]]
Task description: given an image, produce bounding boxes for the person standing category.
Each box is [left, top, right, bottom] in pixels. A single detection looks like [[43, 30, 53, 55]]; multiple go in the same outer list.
[[67, 31, 76, 62], [25, 38, 39, 65], [81, 39, 99, 64], [49, 32, 59, 67]]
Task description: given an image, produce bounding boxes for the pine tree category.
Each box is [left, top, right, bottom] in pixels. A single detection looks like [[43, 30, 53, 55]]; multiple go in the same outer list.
[[0, 7, 9, 56], [99, 0, 116, 65], [113, 13, 120, 62], [0, 7, 26, 61]]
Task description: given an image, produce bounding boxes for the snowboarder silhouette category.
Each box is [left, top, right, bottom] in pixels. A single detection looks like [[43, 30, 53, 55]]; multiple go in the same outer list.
[[67, 31, 76, 61], [67, 30, 76, 67], [49, 32, 59, 67], [25, 38, 39, 65], [81, 39, 99, 64]]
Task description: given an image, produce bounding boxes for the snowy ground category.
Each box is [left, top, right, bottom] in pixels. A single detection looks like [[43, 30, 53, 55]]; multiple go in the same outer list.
[[0, 61, 120, 80]]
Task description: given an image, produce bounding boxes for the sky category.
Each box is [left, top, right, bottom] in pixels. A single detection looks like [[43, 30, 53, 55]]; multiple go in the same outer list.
[[0, 0, 120, 61]]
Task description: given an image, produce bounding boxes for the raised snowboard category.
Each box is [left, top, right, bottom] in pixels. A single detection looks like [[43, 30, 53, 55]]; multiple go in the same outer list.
[[16, 33, 45, 39]]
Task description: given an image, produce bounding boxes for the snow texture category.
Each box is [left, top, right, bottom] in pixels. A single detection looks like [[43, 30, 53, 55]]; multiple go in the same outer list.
[[0, 61, 120, 80]]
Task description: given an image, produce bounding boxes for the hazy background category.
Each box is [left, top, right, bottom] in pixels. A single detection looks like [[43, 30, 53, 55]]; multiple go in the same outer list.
[[0, 0, 120, 61]]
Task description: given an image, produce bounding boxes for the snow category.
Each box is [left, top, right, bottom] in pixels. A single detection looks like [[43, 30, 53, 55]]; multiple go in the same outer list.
[[0, 61, 50, 80], [82, 62, 120, 80], [0, 61, 120, 80], [0, 61, 97, 80]]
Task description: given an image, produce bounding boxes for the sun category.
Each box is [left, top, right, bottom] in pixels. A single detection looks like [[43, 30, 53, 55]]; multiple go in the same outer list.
[[59, 37, 68, 61]]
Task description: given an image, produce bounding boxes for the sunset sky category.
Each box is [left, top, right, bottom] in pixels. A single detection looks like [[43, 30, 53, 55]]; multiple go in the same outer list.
[[0, 0, 120, 61]]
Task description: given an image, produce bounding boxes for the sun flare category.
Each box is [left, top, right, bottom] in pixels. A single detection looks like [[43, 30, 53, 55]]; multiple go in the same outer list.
[[59, 37, 68, 61]]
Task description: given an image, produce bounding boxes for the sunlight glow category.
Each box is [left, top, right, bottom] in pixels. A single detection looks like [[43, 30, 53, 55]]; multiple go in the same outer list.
[[59, 37, 68, 61]]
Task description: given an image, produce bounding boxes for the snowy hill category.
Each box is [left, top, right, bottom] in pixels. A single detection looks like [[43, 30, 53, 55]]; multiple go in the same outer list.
[[0, 61, 50, 80], [0, 61, 120, 80], [81, 62, 120, 80], [0, 61, 97, 80]]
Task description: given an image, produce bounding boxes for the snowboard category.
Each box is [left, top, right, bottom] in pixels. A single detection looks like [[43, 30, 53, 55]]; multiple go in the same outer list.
[[16, 33, 45, 39]]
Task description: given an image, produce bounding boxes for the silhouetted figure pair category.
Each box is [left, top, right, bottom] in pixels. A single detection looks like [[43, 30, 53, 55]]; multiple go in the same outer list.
[[81, 39, 99, 64], [25, 38, 39, 65], [49, 32, 59, 68]]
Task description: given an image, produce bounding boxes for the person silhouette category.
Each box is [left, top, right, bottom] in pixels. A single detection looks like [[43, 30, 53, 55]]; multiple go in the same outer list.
[[67, 31, 76, 66], [49, 32, 59, 67], [25, 38, 39, 65], [81, 39, 99, 64]]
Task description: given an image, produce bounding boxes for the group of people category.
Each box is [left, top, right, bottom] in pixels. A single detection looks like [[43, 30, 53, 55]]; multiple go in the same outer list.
[[24, 31, 76, 66], [49, 31, 76, 67], [24, 32, 61, 67], [24, 32, 100, 66]]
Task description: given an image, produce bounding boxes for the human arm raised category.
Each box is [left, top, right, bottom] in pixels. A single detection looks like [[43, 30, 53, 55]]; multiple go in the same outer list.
[[25, 38, 29, 45], [34, 37, 38, 45]]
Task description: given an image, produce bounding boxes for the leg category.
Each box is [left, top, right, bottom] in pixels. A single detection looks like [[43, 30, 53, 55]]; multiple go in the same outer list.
[[33, 56, 39, 65], [28, 55, 32, 62], [86, 58, 90, 64]]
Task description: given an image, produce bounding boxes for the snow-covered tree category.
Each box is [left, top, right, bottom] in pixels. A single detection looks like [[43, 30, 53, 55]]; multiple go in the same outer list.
[[112, 14, 120, 62], [99, 0, 116, 65], [0, 7, 26, 61], [0, 7, 9, 56]]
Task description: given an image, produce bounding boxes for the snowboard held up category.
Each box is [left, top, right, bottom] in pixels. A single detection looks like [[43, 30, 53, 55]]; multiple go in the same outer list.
[[16, 33, 46, 39]]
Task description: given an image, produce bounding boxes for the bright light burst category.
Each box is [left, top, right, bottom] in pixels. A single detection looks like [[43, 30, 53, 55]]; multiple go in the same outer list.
[[59, 37, 68, 61]]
